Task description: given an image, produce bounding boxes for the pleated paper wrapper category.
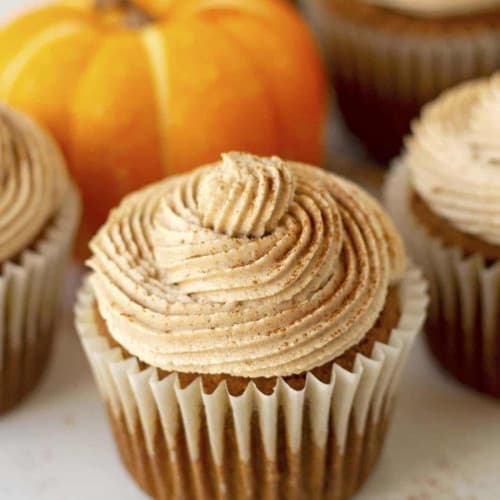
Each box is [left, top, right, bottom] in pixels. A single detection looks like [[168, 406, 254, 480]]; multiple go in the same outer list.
[[75, 266, 427, 500], [385, 164, 500, 398], [0, 187, 80, 413], [300, 0, 500, 159]]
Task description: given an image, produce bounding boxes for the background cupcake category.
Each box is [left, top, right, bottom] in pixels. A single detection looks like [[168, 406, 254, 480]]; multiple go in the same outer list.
[[0, 105, 80, 413], [385, 73, 500, 398], [76, 152, 426, 499], [301, 0, 500, 161]]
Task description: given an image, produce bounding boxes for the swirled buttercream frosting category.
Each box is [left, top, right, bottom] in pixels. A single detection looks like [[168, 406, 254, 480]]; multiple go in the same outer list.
[[406, 73, 500, 246], [0, 105, 70, 262], [89, 153, 406, 377], [362, 0, 500, 18]]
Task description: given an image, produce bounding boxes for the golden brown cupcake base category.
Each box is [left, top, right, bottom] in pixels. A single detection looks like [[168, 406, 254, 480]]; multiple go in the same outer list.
[[89, 287, 402, 499], [0, 216, 58, 413], [0, 188, 80, 415], [323, 0, 500, 32], [0, 271, 57, 412], [411, 190, 500, 263], [94, 287, 400, 395], [108, 401, 390, 500], [333, 82, 414, 162], [0, 326, 54, 414], [410, 190, 500, 397], [425, 319, 500, 398]]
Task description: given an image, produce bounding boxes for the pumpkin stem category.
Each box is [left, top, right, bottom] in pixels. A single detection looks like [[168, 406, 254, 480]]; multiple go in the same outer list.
[[95, 0, 153, 27]]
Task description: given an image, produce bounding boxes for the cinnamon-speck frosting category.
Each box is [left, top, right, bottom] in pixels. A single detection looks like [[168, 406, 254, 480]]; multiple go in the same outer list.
[[405, 73, 500, 246], [362, 0, 500, 18], [88, 152, 406, 378], [0, 105, 70, 263]]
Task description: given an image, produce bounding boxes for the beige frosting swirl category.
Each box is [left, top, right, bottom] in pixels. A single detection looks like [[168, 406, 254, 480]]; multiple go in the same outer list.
[[89, 153, 406, 377], [362, 0, 500, 18], [197, 154, 296, 239], [0, 105, 70, 262], [406, 73, 500, 246]]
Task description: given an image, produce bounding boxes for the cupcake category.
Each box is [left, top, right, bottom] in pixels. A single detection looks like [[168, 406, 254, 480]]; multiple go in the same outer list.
[[385, 73, 500, 397], [0, 105, 80, 413], [301, 0, 500, 161], [76, 152, 427, 499]]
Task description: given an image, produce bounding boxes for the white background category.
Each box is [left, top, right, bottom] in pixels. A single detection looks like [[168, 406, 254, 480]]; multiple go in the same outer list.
[[1, 1, 500, 499]]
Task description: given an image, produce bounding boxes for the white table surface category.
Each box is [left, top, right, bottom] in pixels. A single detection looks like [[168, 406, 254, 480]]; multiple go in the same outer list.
[[1, 2, 500, 500]]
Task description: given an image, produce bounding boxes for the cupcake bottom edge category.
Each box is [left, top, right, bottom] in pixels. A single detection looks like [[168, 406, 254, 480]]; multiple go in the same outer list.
[[106, 401, 392, 500]]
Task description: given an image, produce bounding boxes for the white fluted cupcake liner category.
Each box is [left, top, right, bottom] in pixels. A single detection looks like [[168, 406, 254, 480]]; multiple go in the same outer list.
[[0, 187, 80, 413], [75, 267, 427, 500], [385, 163, 500, 397], [300, 0, 500, 159]]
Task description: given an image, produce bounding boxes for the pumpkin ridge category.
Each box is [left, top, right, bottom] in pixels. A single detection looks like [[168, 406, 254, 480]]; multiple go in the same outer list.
[[141, 26, 170, 175], [173, 0, 292, 22], [0, 20, 88, 99], [212, 18, 283, 157], [54, 1, 89, 8]]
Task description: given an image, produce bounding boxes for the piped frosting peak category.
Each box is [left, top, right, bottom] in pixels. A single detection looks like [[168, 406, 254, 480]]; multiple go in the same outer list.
[[197, 153, 296, 238]]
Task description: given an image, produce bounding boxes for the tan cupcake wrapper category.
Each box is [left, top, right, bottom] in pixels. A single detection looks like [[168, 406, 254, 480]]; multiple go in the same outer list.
[[0, 187, 81, 413], [75, 268, 427, 499], [300, 0, 500, 159], [385, 164, 500, 398]]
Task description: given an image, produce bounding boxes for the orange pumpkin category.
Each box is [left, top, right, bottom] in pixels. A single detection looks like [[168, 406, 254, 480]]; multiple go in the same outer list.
[[0, 0, 327, 256]]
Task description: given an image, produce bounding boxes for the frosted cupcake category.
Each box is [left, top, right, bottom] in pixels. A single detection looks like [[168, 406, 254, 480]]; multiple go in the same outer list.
[[301, 0, 500, 161], [0, 105, 80, 413], [76, 152, 427, 499], [385, 74, 500, 397]]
